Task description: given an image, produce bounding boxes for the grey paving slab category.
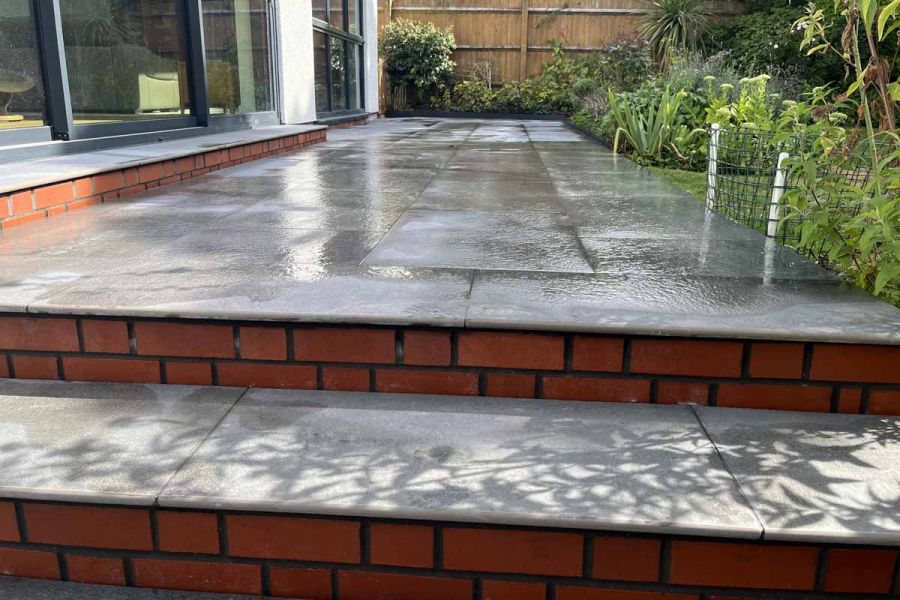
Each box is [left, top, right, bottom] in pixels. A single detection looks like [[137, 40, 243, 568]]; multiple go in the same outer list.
[[697, 407, 900, 545], [0, 117, 895, 343], [31, 266, 472, 326], [0, 578, 266, 600], [160, 389, 761, 537], [466, 271, 900, 343], [581, 237, 837, 280], [363, 210, 591, 273], [0, 380, 243, 505]]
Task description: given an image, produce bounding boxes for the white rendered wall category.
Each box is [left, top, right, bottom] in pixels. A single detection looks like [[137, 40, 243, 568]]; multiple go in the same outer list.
[[363, 0, 379, 113], [275, 0, 317, 123]]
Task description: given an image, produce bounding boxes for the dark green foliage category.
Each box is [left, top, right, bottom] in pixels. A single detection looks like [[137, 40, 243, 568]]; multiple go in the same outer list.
[[380, 19, 456, 105], [639, 0, 711, 66], [709, 6, 842, 89], [440, 41, 653, 114]]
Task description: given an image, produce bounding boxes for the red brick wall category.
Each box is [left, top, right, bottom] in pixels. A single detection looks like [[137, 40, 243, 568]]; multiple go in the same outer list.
[[0, 130, 326, 231], [1, 315, 899, 414], [0, 499, 896, 597]]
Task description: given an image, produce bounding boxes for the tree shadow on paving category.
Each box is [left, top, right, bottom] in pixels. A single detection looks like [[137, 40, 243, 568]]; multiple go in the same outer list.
[[163, 394, 748, 532], [698, 408, 900, 539], [0, 380, 240, 500]]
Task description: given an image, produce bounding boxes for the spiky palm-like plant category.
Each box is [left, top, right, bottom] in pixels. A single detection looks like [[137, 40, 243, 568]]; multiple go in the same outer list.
[[640, 0, 710, 67]]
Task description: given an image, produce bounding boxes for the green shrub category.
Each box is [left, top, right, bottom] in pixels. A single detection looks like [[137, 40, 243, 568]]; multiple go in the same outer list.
[[708, 6, 843, 90], [785, 127, 900, 306], [639, 0, 710, 67], [578, 37, 655, 93], [607, 86, 706, 167], [380, 19, 456, 106], [447, 79, 495, 112]]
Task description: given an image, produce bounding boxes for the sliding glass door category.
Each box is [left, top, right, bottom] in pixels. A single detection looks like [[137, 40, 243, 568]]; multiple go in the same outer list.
[[201, 0, 274, 116], [60, 0, 193, 125], [312, 0, 362, 116], [0, 0, 47, 131], [0, 0, 278, 146]]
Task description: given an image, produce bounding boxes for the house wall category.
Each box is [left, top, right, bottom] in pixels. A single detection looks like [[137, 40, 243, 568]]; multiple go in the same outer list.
[[276, 0, 319, 123], [276, 0, 380, 121], [364, 0, 380, 113]]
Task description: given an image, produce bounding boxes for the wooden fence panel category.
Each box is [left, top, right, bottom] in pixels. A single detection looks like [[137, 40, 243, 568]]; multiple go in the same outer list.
[[377, 0, 745, 107]]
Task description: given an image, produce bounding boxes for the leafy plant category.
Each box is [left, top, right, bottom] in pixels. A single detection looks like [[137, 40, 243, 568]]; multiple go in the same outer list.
[[794, 0, 899, 130], [380, 19, 456, 106], [703, 74, 779, 129], [579, 37, 655, 93], [708, 5, 844, 90], [779, 0, 900, 305], [447, 78, 494, 112], [639, 0, 710, 67], [608, 85, 705, 166], [784, 126, 900, 305]]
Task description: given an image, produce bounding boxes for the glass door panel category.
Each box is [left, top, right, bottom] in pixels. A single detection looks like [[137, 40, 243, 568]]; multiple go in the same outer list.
[[202, 0, 274, 115], [61, 0, 192, 124], [0, 0, 47, 129]]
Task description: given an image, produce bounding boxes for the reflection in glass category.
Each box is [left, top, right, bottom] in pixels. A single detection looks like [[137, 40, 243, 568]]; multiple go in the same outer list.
[[311, 0, 327, 23], [313, 31, 328, 112], [61, 0, 191, 124], [0, 0, 44, 129], [0, 0, 46, 129], [347, 44, 359, 110], [328, 0, 343, 30], [203, 0, 273, 115], [347, 0, 359, 34], [329, 36, 345, 111]]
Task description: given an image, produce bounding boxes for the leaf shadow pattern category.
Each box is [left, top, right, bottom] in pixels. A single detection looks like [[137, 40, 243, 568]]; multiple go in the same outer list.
[[697, 407, 900, 541], [0, 380, 242, 502], [162, 390, 761, 536]]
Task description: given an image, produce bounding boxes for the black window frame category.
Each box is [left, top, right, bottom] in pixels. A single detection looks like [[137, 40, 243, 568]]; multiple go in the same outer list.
[[0, 0, 279, 147], [312, 0, 363, 117]]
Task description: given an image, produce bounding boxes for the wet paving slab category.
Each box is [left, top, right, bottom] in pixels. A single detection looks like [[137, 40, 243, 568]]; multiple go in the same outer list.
[[0, 117, 898, 342]]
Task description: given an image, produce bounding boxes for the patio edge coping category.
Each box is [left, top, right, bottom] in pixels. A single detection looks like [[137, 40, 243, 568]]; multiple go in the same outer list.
[[0, 124, 327, 197]]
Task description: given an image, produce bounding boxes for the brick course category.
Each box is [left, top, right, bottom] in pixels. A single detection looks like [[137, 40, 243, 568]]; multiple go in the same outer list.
[[65, 555, 126, 586], [157, 511, 219, 554], [443, 528, 583, 576], [0, 502, 18, 542], [668, 541, 819, 590], [0, 498, 894, 598], [24, 503, 152, 550], [269, 566, 332, 599], [133, 558, 262, 595], [227, 515, 360, 563], [370, 523, 434, 568], [1, 315, 898, 415]]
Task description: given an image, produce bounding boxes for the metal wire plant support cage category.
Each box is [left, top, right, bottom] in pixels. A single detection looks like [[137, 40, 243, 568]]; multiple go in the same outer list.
[[704, 124, 880, 262]]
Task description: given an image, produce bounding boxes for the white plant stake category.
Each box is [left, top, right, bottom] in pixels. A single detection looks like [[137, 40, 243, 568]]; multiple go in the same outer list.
[[767, 152, 790, 238], [706, 124, 720, 210]]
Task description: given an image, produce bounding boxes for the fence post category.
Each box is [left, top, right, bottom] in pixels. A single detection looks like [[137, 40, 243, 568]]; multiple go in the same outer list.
[[706, 123, 720, 210], [519, 0, 529, 79], [767, 151, 790, 238]]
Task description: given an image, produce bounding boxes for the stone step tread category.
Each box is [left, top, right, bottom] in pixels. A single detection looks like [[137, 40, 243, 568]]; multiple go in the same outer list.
[[0, 379, 897, 545]]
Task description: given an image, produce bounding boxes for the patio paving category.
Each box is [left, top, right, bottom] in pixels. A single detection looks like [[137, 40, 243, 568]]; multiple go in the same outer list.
[[0, 118, 898, 342]]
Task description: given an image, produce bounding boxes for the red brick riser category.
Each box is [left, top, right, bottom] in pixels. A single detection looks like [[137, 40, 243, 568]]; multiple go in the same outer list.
[[0, 130, 326, 230], [1, 315, 899, 414], [0, 499, 897, 598]]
